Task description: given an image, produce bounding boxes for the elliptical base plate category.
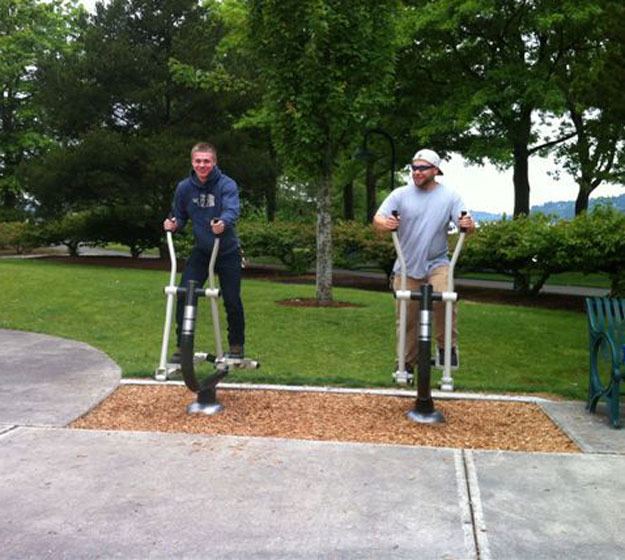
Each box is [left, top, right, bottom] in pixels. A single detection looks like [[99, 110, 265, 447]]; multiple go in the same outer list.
[[187, 401, 224, 415], [407, 409, 445, 424]]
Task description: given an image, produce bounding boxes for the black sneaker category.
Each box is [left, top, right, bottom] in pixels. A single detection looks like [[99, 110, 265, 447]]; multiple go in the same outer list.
[[225, 345, 244, 359], [438, 348, 458, 368]]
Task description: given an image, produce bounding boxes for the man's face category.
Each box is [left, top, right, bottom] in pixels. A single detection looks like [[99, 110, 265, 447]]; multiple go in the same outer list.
[[191, 150, 216, 183], [411, 159, 438, 189]]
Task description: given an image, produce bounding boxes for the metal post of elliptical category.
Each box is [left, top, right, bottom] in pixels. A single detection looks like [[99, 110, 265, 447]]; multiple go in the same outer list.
[[440, 211, 467, 392], [390, 210, 412, 385], [154, 222, 226, 383], [207, 228, 223, 360], [155, 229, 179, 381]]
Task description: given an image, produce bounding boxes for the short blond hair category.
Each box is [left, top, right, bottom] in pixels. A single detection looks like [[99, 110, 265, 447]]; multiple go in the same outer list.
[[190, 142, 217, 161]]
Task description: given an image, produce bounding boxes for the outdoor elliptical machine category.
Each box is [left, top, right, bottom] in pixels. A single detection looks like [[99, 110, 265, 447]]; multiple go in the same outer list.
[[391, 210, 461, 424], [155, 221, 259, 414], [392, 210, 467, 391]]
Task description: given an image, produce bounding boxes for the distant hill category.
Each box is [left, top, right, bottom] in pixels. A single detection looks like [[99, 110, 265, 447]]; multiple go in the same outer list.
[[473, 210, 503, 223], [532, 193, 625, 219], [472, 193, 625, 222]]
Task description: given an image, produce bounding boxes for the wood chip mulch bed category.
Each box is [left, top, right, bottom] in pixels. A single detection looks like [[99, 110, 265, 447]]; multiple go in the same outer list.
[[72, 385, 579, 454]]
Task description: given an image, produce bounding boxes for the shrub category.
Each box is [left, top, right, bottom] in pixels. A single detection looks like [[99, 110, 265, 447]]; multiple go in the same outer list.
[[333, 220, 395, 278], [238, 220, 316, 274], [461, 214, 569, 295], [86, 205, 162, 258], [566, 206, 625, 296], [0, 221, 41, 254], [238, 219, 396, 276], [38, 211, 95, 256]]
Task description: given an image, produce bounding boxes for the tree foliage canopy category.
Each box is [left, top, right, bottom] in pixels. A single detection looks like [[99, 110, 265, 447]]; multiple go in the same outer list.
[[0, 0, 81, 212]]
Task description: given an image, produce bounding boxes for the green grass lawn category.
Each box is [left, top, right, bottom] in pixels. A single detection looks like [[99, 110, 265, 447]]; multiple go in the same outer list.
[[0, 259, 588, 399]]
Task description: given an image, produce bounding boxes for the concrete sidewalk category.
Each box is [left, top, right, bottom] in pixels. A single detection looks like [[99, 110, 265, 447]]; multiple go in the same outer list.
[[1, 329, 625, 559]]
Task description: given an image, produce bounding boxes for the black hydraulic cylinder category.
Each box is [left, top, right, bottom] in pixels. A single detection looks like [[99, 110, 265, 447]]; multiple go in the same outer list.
[[407, 283, 445, 424], [180, 280, 199, 344], [180, 280, 201, 392], [416, 284, 435, 414]]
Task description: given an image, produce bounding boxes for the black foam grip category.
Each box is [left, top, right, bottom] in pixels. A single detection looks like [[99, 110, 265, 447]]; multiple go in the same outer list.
[[391, 210, 399, 231], [460, 210, 468, 233]]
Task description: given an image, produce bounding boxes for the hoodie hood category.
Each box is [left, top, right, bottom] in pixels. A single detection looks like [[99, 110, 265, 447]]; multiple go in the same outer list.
[[190, 165, 223, 189]]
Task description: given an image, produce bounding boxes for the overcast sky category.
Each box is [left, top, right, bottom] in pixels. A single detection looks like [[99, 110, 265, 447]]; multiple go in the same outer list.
[[78, 0, 623, 213], [444, 153, 623, 215]]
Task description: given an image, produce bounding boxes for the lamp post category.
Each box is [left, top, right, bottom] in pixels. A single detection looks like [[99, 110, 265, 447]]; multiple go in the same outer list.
[[358, 128, 396, 222]]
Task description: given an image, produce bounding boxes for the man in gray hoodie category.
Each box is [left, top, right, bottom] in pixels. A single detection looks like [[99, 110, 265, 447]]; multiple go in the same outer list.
[[163, 142, 245, 360]]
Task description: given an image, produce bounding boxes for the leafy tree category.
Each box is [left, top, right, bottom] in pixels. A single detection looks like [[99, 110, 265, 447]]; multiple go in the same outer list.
[[34, 0, 274, 243], [170, 0, 281, 220], [0, 0, 81, 213], [41, 0, 219, 135], [551, 0, 625, 214], [21, 129, 185, 255], [248, 0, 399, 303], [399, 0, 602, 216]]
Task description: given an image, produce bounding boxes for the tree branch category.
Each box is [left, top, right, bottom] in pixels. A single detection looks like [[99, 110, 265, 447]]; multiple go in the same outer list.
[[528, 131, 576, 154]]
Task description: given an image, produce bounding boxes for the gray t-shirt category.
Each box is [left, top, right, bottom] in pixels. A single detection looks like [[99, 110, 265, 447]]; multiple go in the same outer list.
[[377, 181, 466, 278]]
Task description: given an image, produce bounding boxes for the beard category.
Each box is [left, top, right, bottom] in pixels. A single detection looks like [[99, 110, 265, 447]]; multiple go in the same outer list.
[[414, 176, 436, 190]]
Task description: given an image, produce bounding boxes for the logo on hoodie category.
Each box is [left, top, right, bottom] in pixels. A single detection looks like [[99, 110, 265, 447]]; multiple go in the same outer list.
[[193, 193, 215, 208]]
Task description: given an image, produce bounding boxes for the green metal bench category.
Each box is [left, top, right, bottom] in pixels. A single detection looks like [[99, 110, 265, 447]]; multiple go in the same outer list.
[[585, 297, 625, 428]]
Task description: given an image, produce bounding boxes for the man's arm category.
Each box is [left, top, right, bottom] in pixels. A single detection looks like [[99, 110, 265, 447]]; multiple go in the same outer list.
[[218, 179, 240, 228], [457, 212, 476, 234], [373, 190, 400, 232], [373, 212, 400, 232]]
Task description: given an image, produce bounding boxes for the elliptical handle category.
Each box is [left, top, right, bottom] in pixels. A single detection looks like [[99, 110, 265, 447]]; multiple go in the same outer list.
[[391, 210, 400, 232], [459, 210, 468, 233]]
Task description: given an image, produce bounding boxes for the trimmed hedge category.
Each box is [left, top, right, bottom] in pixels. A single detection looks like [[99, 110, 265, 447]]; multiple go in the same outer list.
[[5, 206, 624, 296], [238, 209, 625, 296], [237, 220, 395, 276]]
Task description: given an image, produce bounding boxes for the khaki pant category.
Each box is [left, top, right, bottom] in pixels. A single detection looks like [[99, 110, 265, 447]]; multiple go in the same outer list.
[[393, 265, 457, 369]]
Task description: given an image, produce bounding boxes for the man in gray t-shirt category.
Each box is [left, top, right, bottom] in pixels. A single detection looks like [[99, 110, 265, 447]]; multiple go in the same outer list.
[[373, 148, 475, 374]]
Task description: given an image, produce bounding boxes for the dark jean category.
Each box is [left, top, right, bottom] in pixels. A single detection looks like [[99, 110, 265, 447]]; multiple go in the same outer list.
[[176, 246, 245, 348]]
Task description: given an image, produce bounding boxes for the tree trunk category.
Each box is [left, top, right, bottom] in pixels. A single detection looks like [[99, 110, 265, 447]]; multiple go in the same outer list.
[[610, 270, 625, 298], [0, 190, 18, 212], [343, 181, 354, 221], [265, 143, 278, 221], [316, 155, 333, 304], [511, 106, 533, 217], [512, 142, 531, 217], [265, 179, 277, 222], [365, 159, 376, 223], [574, 188, 590, 215], [65, 241, 80, 257]]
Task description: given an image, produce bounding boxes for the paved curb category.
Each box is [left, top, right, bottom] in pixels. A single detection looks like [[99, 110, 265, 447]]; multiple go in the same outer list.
[[120, 377, 553, 403]]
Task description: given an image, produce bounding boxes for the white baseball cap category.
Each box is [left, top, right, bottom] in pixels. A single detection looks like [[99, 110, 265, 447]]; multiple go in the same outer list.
[[412, 148, 443, 175]]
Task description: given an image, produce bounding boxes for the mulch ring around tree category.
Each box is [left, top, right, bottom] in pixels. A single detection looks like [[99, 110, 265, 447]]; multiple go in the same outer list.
[[276, 297, 364, 308]]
